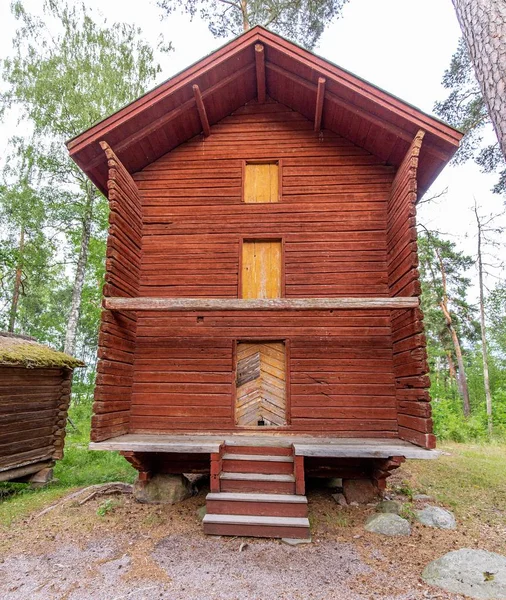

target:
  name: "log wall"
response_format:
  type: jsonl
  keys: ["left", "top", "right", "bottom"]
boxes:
{"left": 128, "top": 100, "right": 400, "bottom": 437}
{"left": 0, "top": 366, "right": 73, "bottom": 479}
{"left": 92, "top": 142, "right": 142, "bottom": 442}
{"left": 387, "top": 130, "right": 434, "bottom": 449}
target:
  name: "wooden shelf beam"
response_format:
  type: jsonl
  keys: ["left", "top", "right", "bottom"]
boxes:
{"left": 193, "top": 84, "right": 211, "bottom": 137}
{"left": 104, "top": 297, "right": 419, "bottom": 311}
{"left": 255, "top": 44, "right": 266, "bottom": 103}
{"left": 314, "top": 77, "right": 326, "bottom": 131}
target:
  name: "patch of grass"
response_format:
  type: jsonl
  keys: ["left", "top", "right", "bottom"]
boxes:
{"left": 323, "top": 511, "right": 349, "bottom": 528}
{"left": 0, "top": 402, "right": 136, "bottom": 527}
{"left": 404, "top": 442, "right": 506, "bottom": 525}
{"left": 97, "top": 498, "right": 118, "bottom": 517}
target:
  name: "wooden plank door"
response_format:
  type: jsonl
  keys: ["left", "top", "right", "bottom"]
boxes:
{"left": 236, "top": 342, "right": 287, "bottom": 427}
{"left": 244, "top": 162, "right": 279, "bottom": 203}
{"left": 241, "top": 240, "right": 281, "bottom": 299}
{"left": 237, "top": 239, "right": 286, "bottom": 427}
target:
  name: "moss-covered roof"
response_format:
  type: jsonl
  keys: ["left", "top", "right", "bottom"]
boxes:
{"left": 0, "top": 333, "right": 85, "bottom": 369}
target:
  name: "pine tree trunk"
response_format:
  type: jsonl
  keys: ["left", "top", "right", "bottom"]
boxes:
{"left": 8, "top": 226, "right": 25, "bottom": 332}
{"left": 451, "top": 0, "right": 506, "bottom": 159}
{"left": 241, "top": 0, "right": 250, "bottom": 31}
{"left": 440, "top": 301, "right": 471, "bottom": 417}
{"left": 475, "top": 207, "right": 493, "bottom": 435}
{"left": 446, "top": 350, "right": 458, "bottom": 382}
{"left": 64, "top": 186, "right": 94, "bottom": 356}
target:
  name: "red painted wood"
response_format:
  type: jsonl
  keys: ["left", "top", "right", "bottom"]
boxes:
{"left": 206, "top": 499, "right": 307, "bottom": 518}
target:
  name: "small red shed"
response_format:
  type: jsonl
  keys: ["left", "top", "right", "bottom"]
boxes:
{"left": 67, "top": 27, "right": 462, "bottom": 539}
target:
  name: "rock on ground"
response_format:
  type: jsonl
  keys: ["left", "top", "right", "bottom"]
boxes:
{"left": 376, "top": 500, "right": 401, "bottom": 515}
{"left": 332, "top": 492, "right": 348, "bottom": 506}
{"left": 133, "top": 474, "right": 193, "bottom": 504}
{"left": 365, "top": 513, "right": 411, "bottom": 537}
{"left": 422, "top": 548, "right": 506, "bottom": 599}
{"left": 343, "top": 479, "right": 379, "bottom": 504}
{"left": 416, "top": 506, "right": 456, "bottom": 530}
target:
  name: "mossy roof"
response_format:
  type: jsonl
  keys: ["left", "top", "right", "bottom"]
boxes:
{"left": 0, "top": 333, "right": 85, "bottom": 369}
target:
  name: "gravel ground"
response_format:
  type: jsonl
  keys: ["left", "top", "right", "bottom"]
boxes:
{"left": 1, "top": 477, "right": 501, "bottom": 600}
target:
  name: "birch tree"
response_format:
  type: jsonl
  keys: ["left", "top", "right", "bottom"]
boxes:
{"left": 451, "top": 0, "right": 506, "bottom": 162}
{"left": 1, "top": 0, "right": 167, "bottom": 356}
{"left": 473, "top": 200, "right": 505, "bottom": 434}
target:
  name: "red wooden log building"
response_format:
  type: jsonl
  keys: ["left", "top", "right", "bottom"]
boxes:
{"left": 67, "top": 27, "right": 462, "bottom": 539}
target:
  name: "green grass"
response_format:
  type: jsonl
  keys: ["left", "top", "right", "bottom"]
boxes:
{"left": 0, "top": 403, "right": 135, "bottom": 526}
{"left": 406, "top": 442, "right": 506, "bottom": 524}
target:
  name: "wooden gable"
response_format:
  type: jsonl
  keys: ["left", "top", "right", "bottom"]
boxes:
{"left": 67, "top": 26, "right": 462, "bottom": 198}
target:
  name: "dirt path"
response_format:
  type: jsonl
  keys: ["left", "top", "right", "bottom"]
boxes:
{"left": 1, "top": 478, "right": 503, "bottom": 600}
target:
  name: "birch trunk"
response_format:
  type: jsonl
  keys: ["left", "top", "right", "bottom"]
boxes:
{"left": 452, "top": 0, "right": 506, "bottom": 159}
{"left": 474, "top": 206, "right": 493, "bottom": 435}
{"left": 64, "top": 184, "right": 94, "bottom": 356}
{"left": 8, "top": 226, "right": 25, "bottom": 332}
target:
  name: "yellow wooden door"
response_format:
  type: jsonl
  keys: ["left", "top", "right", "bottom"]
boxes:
{"left": 242, "top": 240, "right": 281, "bottom": 299}
{"left": 244, "top": 163, "right": 279, "bottom": 203}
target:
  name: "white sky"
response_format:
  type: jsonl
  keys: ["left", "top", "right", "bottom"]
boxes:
{"left": 0, "top": 0, "right": 504, "bottom": 299}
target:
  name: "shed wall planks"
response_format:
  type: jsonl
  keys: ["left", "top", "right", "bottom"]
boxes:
{"left": 123, "top": 99, "right": 400, "bottom": 437}
{"left": 0, "top": 366, "right": 73, "bottom": 474}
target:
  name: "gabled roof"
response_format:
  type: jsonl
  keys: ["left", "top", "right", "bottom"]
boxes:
{"left": 67, "top": 26, "right": 462, "bottom": 197}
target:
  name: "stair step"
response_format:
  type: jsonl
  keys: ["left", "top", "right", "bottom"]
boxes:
{"left": 219, "top": 472, "right": 295, "bottom": 494}
{"left": 206, "top": 492, "right": 306, "bottom": 503}
{"left": 222, "top": 454, "right": 294, "bottom": 462}
{"left": 206, "top": 492, "right": 308, "bottom": 517}
{"left": 203, "top": 514, "right": 311, "bottom": 539}
{"left": 224, "top": 445, "right": 292, "bottom": 456}
{"left": 222, "top": 453, "right": 294, "bottom": 475}
{"left": 220, "top": 472, "right": 295, "bottom": 482}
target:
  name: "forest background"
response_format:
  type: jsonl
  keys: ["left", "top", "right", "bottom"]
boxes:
{"left": 0, "top": 0, "right": 505, "bottom": 443}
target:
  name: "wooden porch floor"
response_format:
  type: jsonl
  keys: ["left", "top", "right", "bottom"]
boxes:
{"left": 89, "top": 434, "right": 439, "bottom": 459}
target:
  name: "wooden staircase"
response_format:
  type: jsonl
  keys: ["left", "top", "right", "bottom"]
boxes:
{"left": 203, "top": 443, "right": 310, "bottom": 539}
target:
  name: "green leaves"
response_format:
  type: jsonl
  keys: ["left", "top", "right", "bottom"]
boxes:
{"left": 434, "top": 37, "right": 506, "bottom": 194}
{"left": 0, "top": 0, "right": 165, "bottom": 384}
{"left": 158, "top": 0, "right": 348, "bottom": 49}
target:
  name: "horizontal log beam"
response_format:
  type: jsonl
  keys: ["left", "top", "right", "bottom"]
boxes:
{"left": 104, "top": 297, "right": 419, "bottom": 311}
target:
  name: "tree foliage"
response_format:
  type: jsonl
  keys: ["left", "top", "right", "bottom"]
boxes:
{"left": 157, "top": 0, "right": 348, "bottom": 49}
{"left": 0, "top": 0, "right": 166, "bottom": 389}
{"left": 435, "top": 38, "right": 506, "bottom": 194}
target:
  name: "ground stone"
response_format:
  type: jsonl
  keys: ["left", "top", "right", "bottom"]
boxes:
{"left": 416, "top": 506, "right": 456, "bottom": 529}
{"left": 365, "top": 513, "right": 411, "bottom": 537}
{"left": 343, "top": 479, "right": 379, "bottom": 504}
{"left": 196, "top": 506, "right": 207, "bottom": 520}
{"left": 281, "top": 537, "right": 312, "bottom": 546}
{"left": 376, "top": 500, "right": 401, "bottom": 515}
{"left": 133, "top": 474, "right": 192, "bottom": 504}
{"left": 332, "top": 492, "right": 348, "bottom": 506}
{"left": 413, "top": 493, "right": 432, "bottom": 501}
{"left": 422, "top": 549, "right": 506, "bottom": 599}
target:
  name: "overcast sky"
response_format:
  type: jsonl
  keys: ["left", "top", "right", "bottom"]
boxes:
{"left": 0, "top": 0, "right": 504, "bottom": 298}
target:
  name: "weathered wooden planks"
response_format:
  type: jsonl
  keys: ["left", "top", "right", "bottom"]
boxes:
{"left": 92, "top": 142, "right": 143, "bottom": 442}
{"left": 0, "top": 366, "right": 73, "bottom": 478}
{"left": 387, "top": 131, "right": 434, "bottom": 449}
{"left": 105, "top": 297, "right": 418, "bottom": 311}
